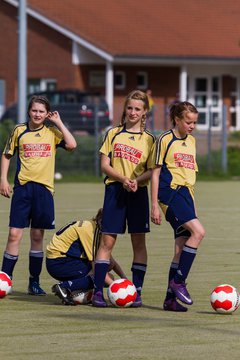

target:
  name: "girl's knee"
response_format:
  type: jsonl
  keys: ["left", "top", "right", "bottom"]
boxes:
{"left": 8, "top": 230, "right": 22, "bottom": 244}
{"left": 198, "top": 226, "right": 205, "bottom": 242}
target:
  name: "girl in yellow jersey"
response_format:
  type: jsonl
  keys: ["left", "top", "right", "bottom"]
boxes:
{"left": 92, "top": 90, "right": 155, "bottom": 307}
{"left": 0, "top": 95, "right": 77, "bottom": 295}
{"left": 47, "top": 209, "right": 126, "bottom": 305}
{"left": 150, "top": 101, "right": 205, "bottom": 312}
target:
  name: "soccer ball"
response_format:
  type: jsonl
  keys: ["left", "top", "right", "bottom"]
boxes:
{"left": 107, "top": 278, "right": 137, "bottom": 307}
{"left": 54, "top": 172, "right": 63, "bottom": 180}
{"left": 210, "top": 284, "right": 240, "bottom": 314}
{"left": 0, "top": 271, "right": 12, "bottom": 298}
{"left": 71, "top": 289, "right": 93, "bottom": 305}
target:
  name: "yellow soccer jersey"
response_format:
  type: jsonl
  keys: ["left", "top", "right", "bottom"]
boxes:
{"left": 150, "top": 130, "right": 198, "bottom": 192}
{"left": 3, "top": 123, "right": 65, "bottom": 193}
{"left": 46, "top": 220, "right": 100, "bottom": 260}
{"left": 100, "top": 125, "right": 155, "bottom": 186}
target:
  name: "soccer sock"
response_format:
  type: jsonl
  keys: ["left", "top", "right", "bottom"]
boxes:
{"left": 131, "top": 262, "right": 147, "bottom": 296}
{"left": 60, "top": 275, "right": 94, "bottom": 292}
{"left": 29, "top": 250, "right": 44, "bottom": 284}
{"left": 174, "top": 245, "right": 197, "bottom": 283}
{"left": 1, "top": 251, "right": 18, "bottom": 279}
{"left": 165, "top": 262, "right": 178, "bottom": 300}
{"left": 93, "top": 260, "right": 110, "bottom": 293}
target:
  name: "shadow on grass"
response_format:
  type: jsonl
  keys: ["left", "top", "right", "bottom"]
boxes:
{"left": 8, "top": 291, "right": 59, "bottom": 305}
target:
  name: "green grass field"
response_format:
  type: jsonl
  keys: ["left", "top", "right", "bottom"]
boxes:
{"left": 0, "top": 181, "right": 240, "bottom": 359}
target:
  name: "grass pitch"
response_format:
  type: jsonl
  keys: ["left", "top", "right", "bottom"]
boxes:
{"left": 0, "top": 181, "right": 240, "bottom": 359}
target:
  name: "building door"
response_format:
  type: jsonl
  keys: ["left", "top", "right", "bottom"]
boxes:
{"left": 189, "top": 76, "right": 222, "bottom": 130}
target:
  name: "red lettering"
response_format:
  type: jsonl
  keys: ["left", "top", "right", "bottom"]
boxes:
{"left": 174, "top": 152, "right": 195, "bottom": 170}
{"left": 23, "top": 144, "right": 52, "bottom": 158}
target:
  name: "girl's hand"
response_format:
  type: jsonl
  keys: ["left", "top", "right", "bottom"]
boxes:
{"left": 128, "top": 179, "right": 138, "bottom": 192}
{"left": 47, "top": 111, "right": 62, "bottom": 125}
{"left": 122, "top": 177, "right": 133, "bottom": 192}
{"left": 0, "top": 180, "right": 12, "bottom": 198}
{"left": 151, "top": 204, "right": 162, "bottom": 225}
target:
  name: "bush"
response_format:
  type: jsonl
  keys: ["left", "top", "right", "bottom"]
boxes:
{"left": 55, "top": 134, "right": 102, "bottom": 179}
{"left": 0, "top": 119, "right": 15, "bottom": 152}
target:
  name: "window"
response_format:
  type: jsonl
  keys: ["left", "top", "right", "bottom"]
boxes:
{"left": 137, "top": 72, "right": 148, "bottom": 89}
{"left": 190, "top": 76, "right": 221, "bottom": 129}
{"left": 89, "top": 71, "right": 105, "bottom": 88}
{"left": 27, "top": 79, "right": 56, "bottom": 95}
{"left": 114, "top": 71, "right": 126, "bottom": 89}
{"left": 195, "top": 78, "right": 207, "bottom": 92}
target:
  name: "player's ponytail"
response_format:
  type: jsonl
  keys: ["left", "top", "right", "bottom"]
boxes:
{"left": 169, "top": 101, "right": 198, "bottom": 126}
{"left": 92, "top": 208, "right": 103, "bottom": 260}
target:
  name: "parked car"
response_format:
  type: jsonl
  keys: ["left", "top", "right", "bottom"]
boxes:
{"left": 0, "top": 89, "right": 111, "bottom": 134}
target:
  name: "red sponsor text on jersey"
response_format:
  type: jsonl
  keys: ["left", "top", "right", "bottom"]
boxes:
{"left": 174, "top": 152, "right": 195, "bottom": 170}
{"left": 23, "top": 143, "right": 51, "bottom": 157}
{"left": 113, "top": 143, "right": 142, "bottom": 164}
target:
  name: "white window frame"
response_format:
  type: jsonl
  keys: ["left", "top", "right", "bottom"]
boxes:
{"left": 188, "top": 75, "right": 222, "bottom": 130}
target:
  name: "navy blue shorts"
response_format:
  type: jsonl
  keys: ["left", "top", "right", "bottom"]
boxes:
{"left": 101, "top": 182, "right": 150, "bottom": 234}
{"left": 46, "top": 257, "right": 92, "bottom": 281}
{"left": 159, "top": 186, "right": 197, "bottom": 239}
{"left": 9, "top": 182, "right": 55, "bottom": 229}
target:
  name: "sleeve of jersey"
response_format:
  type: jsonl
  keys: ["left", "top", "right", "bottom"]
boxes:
{"left": 51, "top": 127, "right": 65, "bottom": 149}
{"left": 99, "top": 128, "right": 114, "bottom": 156}
{"left": 3, "top": 127, "right": 19, "bottom": 156}
{"left": 148, "top": 135, "right": 167, "bottom": 168}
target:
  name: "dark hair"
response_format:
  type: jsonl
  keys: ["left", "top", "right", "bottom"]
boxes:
{"left": 169, "top": 101, "right": 198, "bottom": 126}
{"left": 27, "top": 95, "right": 51, "bottom": 114}
{"left": 92, "top": 208, "right": 103, "bottom": 260}
{"left": 120, "top": 90, "right": 149, "bottom": 133}
{"left": 92, "top": 208, "right": 103, "bottom": 228}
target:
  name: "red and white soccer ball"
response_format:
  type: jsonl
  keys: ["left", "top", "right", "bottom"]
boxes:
{"left": 210, "top": 284, "right": 240, "bottom": 314}
{"left": 107, "top": 278, "right": 137, "bottom": 307}
{"left": 0, "top": 271, "right": 12, "bottom": 298}
{"left": 72, "top": 289, "right": 93, "bottom": 305}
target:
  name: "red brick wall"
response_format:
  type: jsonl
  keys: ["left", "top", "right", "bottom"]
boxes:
{"left": 0, "top": 1, "right": 84, "bottom": 107}
{"left": 0, "top": 2, "right": 18, "bottom": 105}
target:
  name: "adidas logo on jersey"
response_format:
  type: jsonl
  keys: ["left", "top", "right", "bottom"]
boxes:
{"left": 129, "top": 136, "right": 135, "bottom": 141}
{"left": 35, "top": 133, "right": 41, "bottom": 137}
{"left": 181, "top": 142, "right": 187, "bottom": 146}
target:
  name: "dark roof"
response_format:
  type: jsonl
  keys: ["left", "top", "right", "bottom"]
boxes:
{"left": 22, "top": 0, "right": 240, "bottom": 59}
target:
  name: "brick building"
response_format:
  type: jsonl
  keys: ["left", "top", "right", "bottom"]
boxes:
{"left": 1, "top": 0, "right": 240, "bottom": 132}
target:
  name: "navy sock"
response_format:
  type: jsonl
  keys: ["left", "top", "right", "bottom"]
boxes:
{"left": 1, "top": 251, "right": 18, "bottom": 278}
{"left": 165, "top": 262, "right": 178, "bottom": 300}
{"left": 93, "top": 260, "right": 110, "bottom": 293}
{"left": 29, "top": 251, "right": 44, "bottom": 284}
{"left": 174, "top": 245, "right": 197, "bottom": 283}
{"left": 131, "top": 262, "right": 147, "bottom": 295}
{"left": 61, "top": 275, "right": 94, "bottom": 292}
